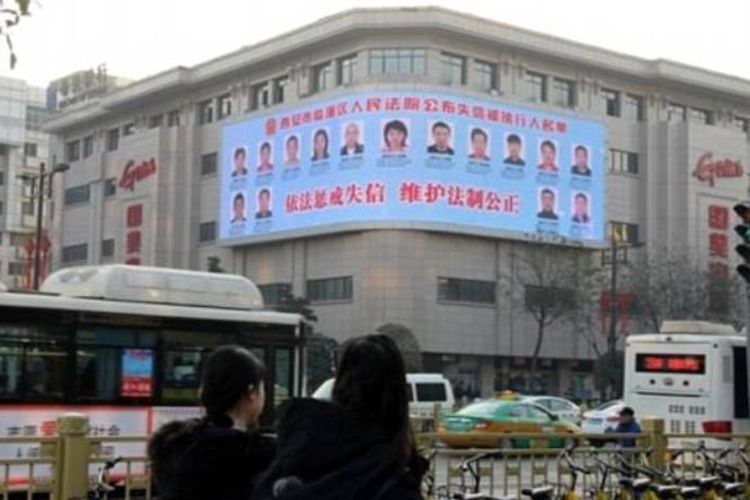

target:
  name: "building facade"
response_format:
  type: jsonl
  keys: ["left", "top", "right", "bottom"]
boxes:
{"left": 0, "top": 76, "right": 49, "bottom": 289}
{"left": 44, "top": 8, "right": 750, "bottom": 399}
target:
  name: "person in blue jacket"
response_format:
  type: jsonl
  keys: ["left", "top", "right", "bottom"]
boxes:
{"left": 612, "top": 406, "right": 641, "bottom": 448}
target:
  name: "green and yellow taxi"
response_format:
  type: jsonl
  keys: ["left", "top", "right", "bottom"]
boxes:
{"left": 437, "top": 399, "right": 581, "bottom": 449}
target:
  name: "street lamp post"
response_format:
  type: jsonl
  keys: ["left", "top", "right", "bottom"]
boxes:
{"left": 24, "top": 161, "right": 69, "bottom": 290}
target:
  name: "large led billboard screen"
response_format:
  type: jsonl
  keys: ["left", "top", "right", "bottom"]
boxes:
{"left": 219, "top": 91, "right": 606, "bottom": 245}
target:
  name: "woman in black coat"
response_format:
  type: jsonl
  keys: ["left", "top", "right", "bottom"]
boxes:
{"left": 148, "top": 346, "right": 274, "bottom": 500}
{"left": 254, "top": 334, "right": 427, "bottom": 500}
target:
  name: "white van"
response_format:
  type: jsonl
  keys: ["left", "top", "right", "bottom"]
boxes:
{"left": 312, "top": 373, "right": 455, "bottom": 418}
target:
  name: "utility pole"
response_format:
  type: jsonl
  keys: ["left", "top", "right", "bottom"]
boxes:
{"left": 608, "top": 240, "right": 619, "bottom": 398}
{"left": 32, "top": 162, "right": 46, "bottom": 291}
{"left": 21, "top": 161, "right": 69, "bottom": 290}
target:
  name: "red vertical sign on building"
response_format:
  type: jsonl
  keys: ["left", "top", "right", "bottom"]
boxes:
{"left": 708, "top": 204, "right": 729, "bottom": 279}
{"left": 125, "top": 204, "right": 143, "bottom": 265}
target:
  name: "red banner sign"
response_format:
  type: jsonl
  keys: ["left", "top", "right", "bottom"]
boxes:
{"left": 119, "top": 158, "right": 157, "bottom": 191}
{"left": 125, "top": 204, "right": 143, "bottom": 266}
{"left": 692, "top": 152, "right": 743, "bottom": 187}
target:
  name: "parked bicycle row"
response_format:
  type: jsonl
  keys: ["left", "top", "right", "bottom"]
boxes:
{"left": 422, "top": 441, "right": 750, "bottom": 500}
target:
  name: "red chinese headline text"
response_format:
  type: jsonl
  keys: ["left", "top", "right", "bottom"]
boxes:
{"left": 285, "top": 181, "right": 519, "bottom": 215}
{"left": 274, "top": 96, "right": 568, "bottom": 135}
{"left": 286, "top": 182, "right": 386, "bottom": 213}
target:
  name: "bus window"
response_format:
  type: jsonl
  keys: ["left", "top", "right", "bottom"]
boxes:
{"left": 733, "top": 347, "right": 749, "bottom": 419}
{"left": 0, "top": 347, "right": 22, "bottom": 397}
{"left": 274, "top": 348, "right": 292, "bottom": 408}
{"left": 162, "top": 349, "right": 204, "bottom": 403}
{"left": 25, "top": 347, "right": 67, "bottom": 400}
{"left": 76, "top": 348, "right": 118, "bottom": 400}
{"left": 163, "top": 329, "right": 238, "bottom": 349}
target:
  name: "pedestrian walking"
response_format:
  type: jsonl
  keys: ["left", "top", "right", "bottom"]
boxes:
{"left": 148, "top": 346, "right": 275, "bottom": 500}
{"left": 254, "top": 334, "right": 426, "bottom": 500}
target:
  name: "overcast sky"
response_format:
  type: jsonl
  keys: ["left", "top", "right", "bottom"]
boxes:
{"left": 2, "top": 0, "right": 749, "bottom": 89}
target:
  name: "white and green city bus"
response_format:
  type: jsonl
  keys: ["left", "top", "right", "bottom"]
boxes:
{"left": 0, "top": 265, "right": 304, "bottom": 468}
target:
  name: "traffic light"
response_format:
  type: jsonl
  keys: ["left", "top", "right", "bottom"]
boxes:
{"left": 734, "top": 201, "right": 750, "bottom": 283}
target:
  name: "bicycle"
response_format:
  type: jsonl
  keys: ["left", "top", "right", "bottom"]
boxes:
{"left": 692, "top": 442, "right": 745, "bottom": 499}
{"left": 88, "top": 456, "right": 122, "bottom": 500}
{"left": 610, "top": 450, "right": 680, "bottom": 500}
{"left": 435, "top": 451, "right": 515, "bottom": 500}
{"left": 520, "top": 444, "right": 589, "bottom": 500}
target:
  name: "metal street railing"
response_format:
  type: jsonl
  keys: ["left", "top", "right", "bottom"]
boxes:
{"left": 4, "top": 413, "right": 750, "bottom": 499}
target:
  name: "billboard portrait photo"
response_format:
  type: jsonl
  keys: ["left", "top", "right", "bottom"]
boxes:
{"left": 219, "top": 91, "right": 606, "bottom": 246}
{"left": 229, "top": 191, "right": 248, "bottom": 225}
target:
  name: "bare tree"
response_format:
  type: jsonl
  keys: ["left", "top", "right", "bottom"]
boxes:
{"left": 624, "top": 252, "right": 745, "bottom": 332}
{"left": 376, "top": 323, "right": 423, "bottom": 372}
{"left": 1, "top": 1, "right": 31, "bottom": 68}
{"left": 510, "top": 245, "right": 599, "bottom": 377}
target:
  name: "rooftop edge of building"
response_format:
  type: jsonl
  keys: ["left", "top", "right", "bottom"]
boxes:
{"left": 43, "top": 6, "right": 750, "bottom": 132}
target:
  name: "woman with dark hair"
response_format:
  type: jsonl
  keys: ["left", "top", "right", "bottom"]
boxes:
{"left": 254, "top": 334, "right": 425, "bottom": 500}
{"left": 148, "top": 346, "right": 274, "bottom": 500}
{"left": 311, "top": 129, "right": 329, "bottom": 161}
{"left": 382, "top": 120, "right": 409, "bottom": 153}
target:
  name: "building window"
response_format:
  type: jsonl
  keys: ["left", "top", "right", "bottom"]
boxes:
{"left": 104, "top": 178, "right": 117, "bottom": 198}
{"left": 200, "top": 152, "right": 218, "bottom": 176}
{"left": 167, "top": 109, "right": 181, "bottom": 127}
{"left": 441, "top": 52, "right": 467, "bottom": 85}
{"left": 0, "top": 170, "right": 4, "bottom": 185}
{"left": 306, "top": 276, "right": 353, "bottom": 302}
{"left": 198, "top": 99, "right": 214, "bottom": 125}
{"left": 437, "top": 277, "right": 496, "bottom": 305}
{"left": 0, "top": 200, "right": 3, "bottom": 215}
{"left": 9, "top": 233, "right": 26, "bottom": 247}
{"left": 64, "top": 184, "right": 91, "bottom": 206}
{"left": 251, "top": 83, "right": 269, "bottom": 110}
{"left": 25, "top": 105, "right": 47, "bottom": 131}
{"left": 258, "top": 283, "right": 292, "bottom": 306}
{"left": 623, "top": 94, "right": 644, "bottom": 121}
{"left": 21, "top": 200, "right": 34, "bottom": 216}
{"left": 337, "top": 54, "right": 357, "bottom": 86}
{"left": 368, "top": 49, "right": 426, "bottom": 75}
{"left": 62, "top": 243, "right": 88, "bottom": 264}
{"left": 610, "top": 149, "right": 639, "bottom": 174}
{"left": 101, "top": 239, "right": 115, "bottom": 258}
{"left": 8, "top": 261, "right": 24, "bottom": 276}
{"left": 148, "top": 114, "right": 163, "bottom": 129}
{"left": 313, "top": 62, "right": 333, "bottom": 93}
{"left": 609, "top": 221, "right": 640, "bottom": 245}
{"left": 23, "top": 142, "right": 37, "bottom": 158}
{"left": 106, "top": 128, "right": 119, "bottom": 151}
{"left": 551, "top": 78, "right": 575, "bottom": 107}
{"left": 217, "top": 94, "right": 232, "bottom": 120}
{"left": 525, "top": 71, "right": 547, "bottom": 102}
{"left": 83, "top": 135, "right": 94, "bottom": 158}
{"left": 689, "top": 107, "right": 713, "bottom": 125}
{"left": 475, "top": 60, "right": 498, "bottom": 91}
{"left": 666, "top": 102, "right": 686, "bottom": 123}
{"left": 734, "top": 116, "right": 750, "bottom": 133}
{"left": 273, "top": 76, "right": 288, "bottom": 104}
{"left": 198, "top": 221, "right": 216, "bottom": 243}
{"left": 122, "top": 123, "right": 135, "bottom": 136}
{"left": 65, "top": 140, "right": 80, "bottom": 162}
{"left": 600, "top": 88, "right": 620, "bottom": 117}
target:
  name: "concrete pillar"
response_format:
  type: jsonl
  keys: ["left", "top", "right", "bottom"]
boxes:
{"left": 55, "top": 413, "right": 90, "bottom": 500}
